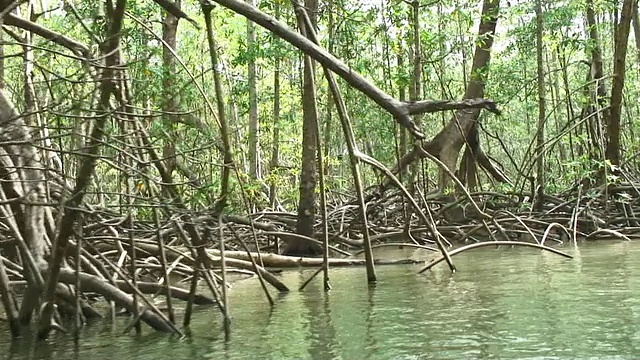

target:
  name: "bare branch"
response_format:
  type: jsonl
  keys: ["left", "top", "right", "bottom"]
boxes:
{"left": 153, "top": 0, "right": 199, "bottom": 28}
{"left": 405, "top": 98, "right": 501, "bottom": 115}
{"left": 210, "top": 0, "right": 426, "bottom": 139}
{"left": 4, "top": 13, "right": 90, "bottom": 56}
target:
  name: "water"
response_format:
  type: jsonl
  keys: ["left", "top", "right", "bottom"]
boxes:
{"left": 3, "top": 242, "right": 640, "bottom": 359}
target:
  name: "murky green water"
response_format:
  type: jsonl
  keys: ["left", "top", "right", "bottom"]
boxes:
{"left": 3, "top": 242, "right": 640, "bottom": 359}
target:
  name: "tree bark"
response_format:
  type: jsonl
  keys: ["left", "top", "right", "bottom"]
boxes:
{"left": 426, "top": 0, "right": 500, "bottom": 190}
{"left": 584, "top": 0, "right": 607, "bottom": 163}
{"left": 162, "top": 0, "right": 180, "bottom": 179}
{"left": 407, "top": 0, "right": 422, "bottom": 192}
{"left": 397, "top": 38, "right": 407, "bottom": 157}
{"left": 0, "top": 95, "right": 48, "bottom": 274}
{"left": 534, "top": 0, "right": 546, "bottom": 211}
{"left": 202, "top": 3, "right": 233, "bottom": 213}
{"left": 0, "top": 89, "right": 46, "bottom": 338}
{"left": 37, "top": 0, "right": 128, "bottom": 340}
{"left": 0, "top": 9, "right": 3, "bottom": 89}
{"left": 410, "top": 0, "right": 422, "bottom": 127}
{"left": 290, "top": 0, "right": 321, "bottom": 256}
{"left": 269, "top": 1, "right": 281, "bottom": 209}
{"left": 605, "top": 0, "right": 634, "bottom": 166}
{"left": 247, "top": 0, "right": 260, "bottom": 181}
{"left": 210, "top": 0, "right": 425, "bottom": 139}
{"left": 56, "top": 269, "right": 174, "bottom": 332}
{"left": 632, "top": 1, "right": 640, "bottom": 63}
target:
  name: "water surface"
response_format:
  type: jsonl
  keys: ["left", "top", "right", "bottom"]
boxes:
{"left": 3, "top": 242, "right": 640, "bottom": 359}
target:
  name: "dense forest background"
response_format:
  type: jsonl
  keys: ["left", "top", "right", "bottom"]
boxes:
{"left": 0, "top": 0, "right": 637, "bottom": 340}
{"left": 4, "top": 0, "right": 636, "bottom": 210}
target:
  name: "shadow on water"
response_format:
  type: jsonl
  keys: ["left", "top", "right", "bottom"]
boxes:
{"left": 2, "top": 242, "right": 640, "bottom": 359}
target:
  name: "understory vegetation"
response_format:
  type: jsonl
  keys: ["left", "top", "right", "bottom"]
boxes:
{"left": 0, "top": 0, "right": 638, "bottom": 340}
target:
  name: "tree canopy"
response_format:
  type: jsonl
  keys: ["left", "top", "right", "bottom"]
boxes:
{"left": 0, "top": 0, "right": 637, "bottom": 340}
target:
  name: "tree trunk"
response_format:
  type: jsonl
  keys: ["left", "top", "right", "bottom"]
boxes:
{"left": 378, "top": 0, "right": 504, "bottom": 193}
{"left": 409, "top": 0, "right": 422, "bottom": 127}
{"left": 202, "top": 3, "right": 233, "bottom": 213}
{"left": 407, "top": 0, "right": 422, "bottom": 191}
{"left": 247, "top": 0, "right": 260, "bottom": 181}
{"left": 38, "top": 0, "right": 127, "bottom": 339}
{"left": 534, "top": 0, "right": 546, "bottom": 211}
{"left": 584, "top": 0, "right": 607, "bottom": 163}
{"left": 0, "top": 11, "right": 3, "bottom": 89}
{"left": 426, "top": 0, "right": 500, "bottom": 191}
{"left": 323, "top": 0, "right": 335, "bottom": 177}
{"left": 290, "top": 0, "right": 321, "bottom": 256}
{"left": 162, "top": 0, "right": 180, "bottom": 181}
{"left": 18, "top": 2, "right": 48, "bottom": 269}
{"left": 605, "top": 0, "right": 634, "bottom": 166}
{"left": 632, "top": 1, "right": 640, "bottom": 62}
{"left": 397, "top": 39, "right": 407, "bottom": 157}
{"left": 0, "top": 89, "right": 49, "bottom": 328}
{"left": 269, "top": 2, "right": 281, "bottom": 210}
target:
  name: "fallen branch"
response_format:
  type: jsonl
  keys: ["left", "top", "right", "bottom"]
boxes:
{"left": 57, "top": 269, "right": 175, "bottom": 332}
{"left": 417, "top": 241, "right": 573, "bottom": 274}
{"left": 585, "top": 228, "right": 631, "bottom": 241}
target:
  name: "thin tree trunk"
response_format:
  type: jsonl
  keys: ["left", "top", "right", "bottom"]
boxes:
{"left": 584, "top": 0, "right": 607, "bottom": 163}
{"left": 5, "top": 2, "right": 49, "bottom": 329}
{"left": 323, "top": 0, "right": 334, "bottom": 177}
{"left": 21, "top": 1, "right": 48, "bottom": 265}
{"left": 269, "top": 2, "right": 281, "bottom": 210}
{"left": 292, "top": 3, "right": 379, "bottom": 281}
{"left": 0, "top": 90, "right": 45, "bottom": 338}
{"left": 0, "top": 10, "right": 3, "bottom": 89}
{"left": 557, "top": 39, "right": 577, "bottom": 163}
{"left": 534, "top": 0, "right": 546, "bottom": 211}
{"left": 397, "top": 35, "right": 407, "bottom": 157}
{"left": 427, "top": 0, "right": 501, "bottom": 190}
{"left": 38, "top": 0, "right": 128, "bottom": 340}
{"left": 290, "top": 0, "right": 320, "bottom": 255}
{"left": 632, "top": 1, "right": 640, "bottom": 62}
{"left": 202, "top": 3, "right": 233, "bottom": 213}
{"left": 408, "top": 0, "right": 422, "bottom": 192}
{"left": 410, "top": 0, "right": 422, "bottom": 127}
{"left": 548, "top": 50, "right": 566, "bottom": 163}
{"left": 162, "top": 0, "right": 180, "bottom": 181}
{"left": 247, "top": 0, "right": 260, "bottom": 181}
{"left": 606, "top": 0, "right": 635, "bottom": 166}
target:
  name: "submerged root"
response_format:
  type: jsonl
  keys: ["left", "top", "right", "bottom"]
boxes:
{"left": 56, "top": 269, "right": 175, "bottom": 333}
{"left": 0, "top": 175, "right": 636, "bottom": 338}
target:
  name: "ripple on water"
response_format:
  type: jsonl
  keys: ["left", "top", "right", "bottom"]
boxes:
{"left": 2, "top": 243, "right": 640, "bottom": 359}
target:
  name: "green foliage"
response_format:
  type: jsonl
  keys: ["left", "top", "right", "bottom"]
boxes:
{"left": 6, "top": 0, "right": 640, "bottom": 216}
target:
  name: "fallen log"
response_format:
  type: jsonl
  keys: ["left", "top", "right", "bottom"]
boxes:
{"left": 127, "top": 242, "right": 290, "bottom": 292}
{"left": 57, "top": 268, "right": 175, "bottom": 332}
{"left": 212, "top": 252, "right": 422, "bottom": 268}
{"left": 417, "top": 241, "right": 573, "bottom": 274}
{"left": 99, "top": 240, "right": 423, "bottom": 270}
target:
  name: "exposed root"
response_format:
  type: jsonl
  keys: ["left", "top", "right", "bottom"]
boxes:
{"left": 417, "top": 241, "right": 573, "bottom": 274}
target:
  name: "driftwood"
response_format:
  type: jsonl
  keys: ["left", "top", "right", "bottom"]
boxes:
{"left": 57, "top": 269, "right": 174, "bottom": 332}
{"left": 0, "top": 0, "right": 636, "bottom": 340}
{"left": 0, "top": 171, "right": 630, "bottom": 338}
{"left": 417, "top": 241, "right": 573, "bottom": 274}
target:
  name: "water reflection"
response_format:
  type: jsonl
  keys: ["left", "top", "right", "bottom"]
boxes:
{"left": 1, "top": 242, "right": 640, "bottom": 359}
{"left": 302, "top": 280, "right": 339, "bottom": 359}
